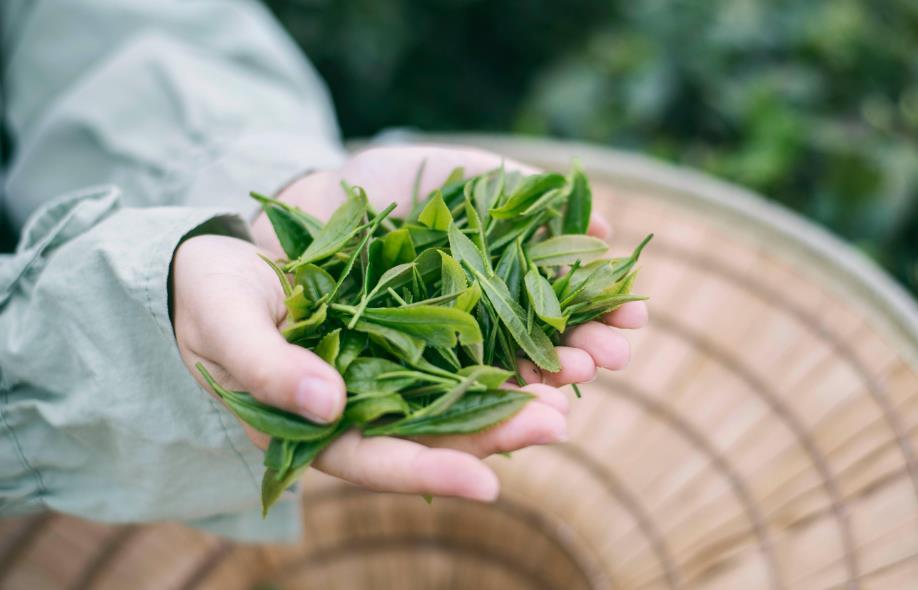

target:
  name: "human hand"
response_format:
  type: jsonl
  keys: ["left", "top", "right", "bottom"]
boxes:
{"left": 245, "top": 144, "right": 648, "bottom": 499}
{"left": 172, "top": 233, "right": 575, "bottom": 501}
{"left": 256, "top": 145, "right": 649, "bottom": 386}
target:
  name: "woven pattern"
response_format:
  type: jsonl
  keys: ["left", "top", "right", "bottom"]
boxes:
{"left": 1, "top": 138, "right": 916, "bottom": 590}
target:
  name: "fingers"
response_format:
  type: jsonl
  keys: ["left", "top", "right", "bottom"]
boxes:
{"left": 314, "top": 430, "right": 500, "bottom": 501}
{"left": 603, "top": 301, "right": 649, "bottom": 329}
{"left": 521, "top": 383, "right": 571, "bottom": 414}
{"left": 343, "top": 145, "right": 538, "bottom": 211}
{"left": 418, "top": 384, "right": 568, "bottom": 458}
{"left": 587, "top": 213, "right": 611, "bottom": 240}
{"left": 518, "top": 346, "right": 596, "bottom": 387}
{"left": 518, "top": 360, "right": 542, "bottom": 385}
{"left": 408, "top": 145, "right": 539, "bottom": 196}
{"left": 563, "top": 321, "right": 631, "bottom": 370}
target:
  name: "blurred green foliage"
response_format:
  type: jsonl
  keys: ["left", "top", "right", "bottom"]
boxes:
{"left": 266, "top": 0, "right": 918, "bottom": 294}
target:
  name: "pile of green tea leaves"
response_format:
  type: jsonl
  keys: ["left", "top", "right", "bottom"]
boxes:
{"left": 197, "top": 163, "right": 651, "bottom": 515}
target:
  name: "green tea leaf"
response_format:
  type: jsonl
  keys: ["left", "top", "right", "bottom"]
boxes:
{"left": 314, "top": 329, "right": 341, "bottom": 365}
{"left": 263, "top": 437, "right": 294, "bottom": 473}
{"left": 402, "top": 223, "right": 446, "bottom": 250}
{"left": 488, "top": 172, "right": 565, "bottom": 219}
{"left": 418, "top": 191, "right": 453, "bottom": 230}
{"left": 348, "top": 261, "right": 417, "bottom": 328}
{"left": 260, "top": 468, "right": 296, "bottom": 517}
{"left": 494, "top": 241, "right": 523, "bottom": 301}
{"left": 251, "top": 192, "right": 317, "bottom": 259}
{"left": 196, "top": 363, "right": 338, "bottom": 441}
{"left": 448, "top": 222, "right": 488, "bottom": 275}
{"left": 455, "top": 282, "right": 481, "bottom": 313}
{"left": 345, "top": 393, "right": 410, "bottom": 424}
{"left": 443, "top": 166, "right": 465, "bottom": 187}
{"left": 524, "top": 268, "right": 566, "bottom": 332}
{"left": 335, "top": 330, "right": 365, "bottom": 374}
{"left": 561, "top": 234, "right": 652, "bottom": 305}
{"left": 364, "top": 390, "right": 532, "bottom": 436}
{"left": 409, "top": 369, "right": 482, "bottom": 418}
{"left": 353, "top": 320, "right": 426, "bottom": 364}
{"left": 430, "top": 346, "right": 462, "bottom": 372}
{"left": 410, "top": 159, "right": 427, "bottom": 213}
{"left": 260, "top": 204, "right": 311, "bottom": 259}
{"left": 562, "top": 163, "right": 591, "bottom": 234}
{"left": 463, "top": 189, "right": 488, "bottom": 257}
{"left": 472, "top": 168, "right": 504, "bottom": 222}
{"left": 470, "top": 267, "right": 560, "bottom": 371}
{"left": 262, "top": 425, "right": 346, "bottom": 516}
{"left": 440, "top": 252, "right": 468, "bottom": 302}
{"left": 501, "top": 170, "right": 526, "bottom": 199}
{"left": 519, "top": 186, "right": 568, "bottom": 217}
{"left": 284, "top": 285, "right": 311, "bottom": 321}
{"left": 251, "top": 192, "right": 323, "bottom": 235}
{"left": 380, "top": 228, "right": 417, "bottom": 268}
{"left": 331, "top": 203, "right": 397, "bottom": 300}
{"left": 358, "top": 305, "right": 482, "bottom": 348}
{"left": 615, "top": 269, "right": 638, "bottom": 295}
{"left": 219, "top": 389, "right": 339, "bottom": 441}
{"left": 368, "top": 262, "right": 416, "bottom": 303}
{"left": 527, "top": 235, "right": 608, "bottom": 267}
{"left": 457, "top": 365, "right": 513, "bottom": 389}
{"left": 567, "top": 293, "right": 648, "bottom": 323}
{"left": 282, "top": 303, "right": 327, "bottom": 342}
{"left": 551, "top": 259, "right": 582, "bottom": 297}
{"left": 412, "top": 248, "right": 445, "bottom": 286}
{"left": 290, "top": 186, "right": 368, "bottom": 267}
{"left": 344, "top": 357, "right": 418, "bottom": 395}
{"left": 488, "top": 211, "right": 551, "bottom": 252}
{"left": 258, "top": 254, "right": 293, "bottom": 297}
{"left": 294, "top": 264, "right": 336, "bottom": 302}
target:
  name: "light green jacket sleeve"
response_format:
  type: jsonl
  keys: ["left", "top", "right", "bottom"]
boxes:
{"left": 0, "top": 0, "right": 345, "bottom": 541}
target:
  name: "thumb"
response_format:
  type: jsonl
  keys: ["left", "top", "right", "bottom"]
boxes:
{"left": 176, "top": 239, "right": 346, "bottom": 423}
{"left": 215, "top": 319, "right": 347, "bottom": 424}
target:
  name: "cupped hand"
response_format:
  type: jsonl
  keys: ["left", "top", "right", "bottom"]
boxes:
{"left": 256, "top": 144, "right": 649, "bottom": 386}
{"left": 247, "top": 145, "right": 648, "bottom": 499}
{"left": 172, "top": 233, "right": 573, "bottom": 502}
{"left": 185, "top": 144, "right": 648, "bottom": 502}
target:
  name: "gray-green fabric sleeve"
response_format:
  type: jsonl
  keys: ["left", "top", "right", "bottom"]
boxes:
{"left": 3, "top": 0, "right": 345, "bottom": 226}
{"left": 0, "top": 188, "right": 301, "bottom": 541}
{"left": 0, "top": 0, "right": 348, "bottom": 541}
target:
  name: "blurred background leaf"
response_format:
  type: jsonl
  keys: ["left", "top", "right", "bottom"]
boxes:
{"left": 265, "top": 0, "right": 918, "bottom": 295}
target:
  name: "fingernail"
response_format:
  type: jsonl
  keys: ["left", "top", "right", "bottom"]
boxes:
{"left": 296, "top": 376, "right": 338, "bottom": 423}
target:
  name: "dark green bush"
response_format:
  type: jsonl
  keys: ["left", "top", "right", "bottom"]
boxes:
{"left": 266, "top": 0, "right": 918, "bottom": 295}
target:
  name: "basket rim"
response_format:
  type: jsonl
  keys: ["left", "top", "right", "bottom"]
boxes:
{"left": 356, "top": 132, "right": 918, "bottom": 369}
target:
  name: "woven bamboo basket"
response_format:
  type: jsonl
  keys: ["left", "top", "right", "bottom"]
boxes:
{"left": 3, "top": 135, "right": 917, "bottom": 590}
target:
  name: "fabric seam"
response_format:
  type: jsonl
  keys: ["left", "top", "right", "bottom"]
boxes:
{"left": 140, "top": 212, "right": 262, "bottom": 497}
{"left": 207, "top": 395, "right": 262, "bottom": 497}
{"left": 0, "top": 387, "right": 49, "bottom": 510}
